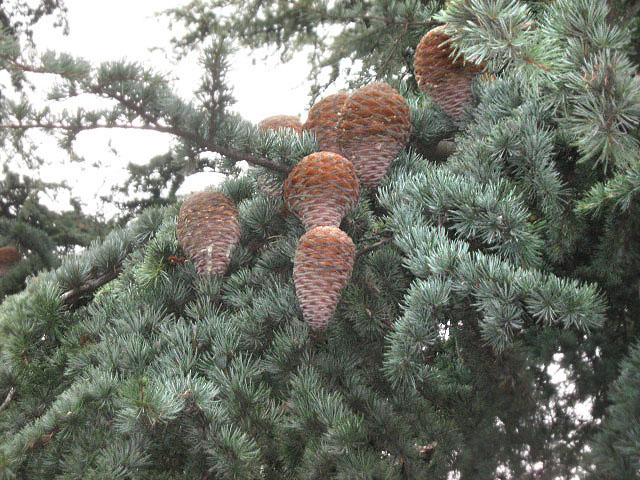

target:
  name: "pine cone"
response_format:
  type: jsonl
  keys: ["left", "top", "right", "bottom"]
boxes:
{"left": 337, "top": 82, "right": 410, "bottom": 189}
{"left": 304, "top": 91, "right": 349, "bottom": 153}
{"left": 284, "top": 151, "right": 360, "bottom": 230}
{"left": 176, "top": 191, "right": 241, "bottom": 276}
{"left": 0, "top": 246, "right": 20, "bottom": 276}
{"left": 414, "top": 24, "right": 483, "bottom": 118}
{"left": 259, "top": 115, "right": 303, "bottom": 134}
{"left": 293, "top": 226, "right": 355, "bottom": 330}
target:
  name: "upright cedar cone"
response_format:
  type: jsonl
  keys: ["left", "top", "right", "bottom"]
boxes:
{"left": 336, "top": 82, "right": 410, "bottom": 189}
{"left": 258, "top": 115, "right": 303, "bottom": 134}
{"left": 304, "top": 91, "right": 349, "bottom": 153}
{"left": 0, "top": 246, "right": 21, "bottom": 276}
{"left": 283, "top": 151, "right": 360, "bottom": 230}
{"left": 176, "top": 191, "right": 241, "bottom": 276}
{"left": 293, "top": 226, "right": 355, "bottom": 330}
{"left": 414, "top": 24, "right": 484, "bottom": 118}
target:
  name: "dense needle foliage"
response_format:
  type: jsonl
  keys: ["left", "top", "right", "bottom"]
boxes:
{"left": 0, "top": 0, "right": 109, "bottom": 300}
{"left": 0, "top": 1, "right": 639, "bottom": 479}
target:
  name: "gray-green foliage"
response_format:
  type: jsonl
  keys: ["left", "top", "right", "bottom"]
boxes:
{"left": 1, "top": 0, "right": 640, "bottom": 479}
{"left": 0, "top": 2, "right": 110, "bottom": 301}
{"left": 0, "top": 150, "right": 608, "bottom": 479}
{"left": 590, "top": 341, "right": 640, "bottom": 479}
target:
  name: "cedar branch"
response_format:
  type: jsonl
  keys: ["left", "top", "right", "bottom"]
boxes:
{"left": 0, "top": 387, "right": 16, "bottom": 413}
{"left": 61, "top": 268, "right": 122, "bottom": 307}
{"left": 0, "top": 122, "right": 292, "bottom": 174}
{"left": 355, "top": 236, "right": 393, "bottom": 259}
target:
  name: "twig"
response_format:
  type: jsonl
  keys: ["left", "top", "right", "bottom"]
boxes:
{"left": 607, "top": 0, "right": 640, "bottom": 27}
{"left": 60, "top": 268, "right": 122, "bottom": 307}
{"left": 0, "top": 387, "right": 16, "bottom": 413}
{"left": 295, "top": 3, "right": 439, "bottom": 29}
{"left": 27, "top": 425, "right": 61, "bottom": 451}
{"left": 355, "top": 237, "right": 393, "bottom": 259}
{"left": 92, "top": 87, "right": 293, "bottom": 175}
{"left": 0, "top": 122, "right": 292, "bottom": 175}
{"left": 0, "top": 55, "right": 88, "bottom": 80}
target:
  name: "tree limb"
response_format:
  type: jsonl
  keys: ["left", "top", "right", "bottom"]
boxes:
{"left": 0, "top": 387, "right": 16, "bottom": 413}
{"left": 91, "top": 86, "right": 294, "bottom": 175}
{"left": 355, "top": 236, "right": 393, "bottom": 259}
{"left": 60, "top": 268, "right": 122, "bottom": 307}
{"left": 0, "top": 122, "right": 293, "bottom": 175}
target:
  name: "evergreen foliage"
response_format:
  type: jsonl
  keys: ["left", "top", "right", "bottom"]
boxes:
{"left": 590, "top": 340, "right": 640, "bottom": 478}
{"left": 0, "top": 2, "right": 109, "bottom": 300}
{"left": 0, "top": 0, "right": 639, "bottom": 479}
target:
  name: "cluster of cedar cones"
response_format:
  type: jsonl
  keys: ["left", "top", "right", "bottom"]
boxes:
{"left": 175, "top": 24, "right": 482, "bottom": 332}
{"left": 282, "top": 81, "right": 411, "bottom": 331}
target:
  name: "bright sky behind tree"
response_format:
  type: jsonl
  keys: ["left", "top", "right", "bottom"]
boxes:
{"left": 29, "top": 0, "right": 310, "bottom": 216}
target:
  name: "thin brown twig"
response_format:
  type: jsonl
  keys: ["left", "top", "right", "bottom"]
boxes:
{"left": 295, "top": 3, "right": 439, "bottom": 29}
{"left": 92, "top": 86, "right": 294, "bottom": 175}
{"left": 0, "top": 121, "right": 293, "bottom": 175}
{"left": 355, "top": 236, "right": 393, "bottom": 259}
{"left": 377, "top": 20, "right": 410, "bottom": 80}
{"left": 0, "top": 387, "right": 16, "bottom": 413}
{"left": 0, "top": 55, "right": 88, "bottom": 80}
{"left": 60, "top": 268, "right": 122, "bottom": 307}
{"left": 607, "top": 0, "right": 640, "bottom": 27}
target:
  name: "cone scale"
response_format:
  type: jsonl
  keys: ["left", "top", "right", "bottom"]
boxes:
{"left": 293, "top": 226, "right": 355, "bottom": 330}
{"left": 284, "top": 151, "right": 360, "bottom": 230}
{"left": 304, "top": 91, "right": 349, "bottom": 153}
{"left": 176, "top": 191, "right": 241, "bottom": 276}
{"left": 337, "top": 82, "right": 410, "bottom": 189}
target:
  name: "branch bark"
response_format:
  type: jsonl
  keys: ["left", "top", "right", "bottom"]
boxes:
{"left": 0, "top": 387, "right": 16, "bottom": 413}
{"left": 60, "top": 268, "right": 122, "bottom": 307}
{"left": 355, "top": 236, "right": 393, "bottom": 259}
{"left": 0, "top": 122, "right": 293, "bottom": 175}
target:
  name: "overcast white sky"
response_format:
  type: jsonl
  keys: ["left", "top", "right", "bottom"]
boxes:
{"left": 29, "top": 0, "right": 311, "bottom": 217}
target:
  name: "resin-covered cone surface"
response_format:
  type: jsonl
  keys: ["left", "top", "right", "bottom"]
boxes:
{"left": 337, "top": 82, "right": 410, "bottom": 189}
{"left": 284, "top": 151, "right": 360, "bottom": 230}
{"left": 176, "top": 191, "right": 241, "bottom": 276}
{"left": 259, "top": 115, "right": 303, "bottom": 134}
{"left": 414, "top": 24, "right": 483, "bottom": 118}
{"left": 304, "top": 91, "right": 349, "bottom": 153}
{"left": 293, "top": 226, "right": 355, "bottom": 330}
{"left": 0, "top": 246, "right": 21, "bottom": 276}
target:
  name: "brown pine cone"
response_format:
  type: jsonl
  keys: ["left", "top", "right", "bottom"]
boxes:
{"left": 259, "top": 115, "right": 303, "bottom": 134}
{"left": 304, "top": 91, "right": 349, "bottom": 153}
{"left": 414, "top": 24, "right": 484, "bottom": 118}
{"left": 284, "top": 151, "right": 360, "bottom": 230}
{"left": 176, "top": 191, "right": 241, "bottom": 276}
{"left": 337, "top": 82, "right": 411, "bottom": 189}
{"left": 293, "top": 226, "right": 355, "bottom": 330}
{"left": 0, "top": 246, "right": 21, "bottom": 276}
